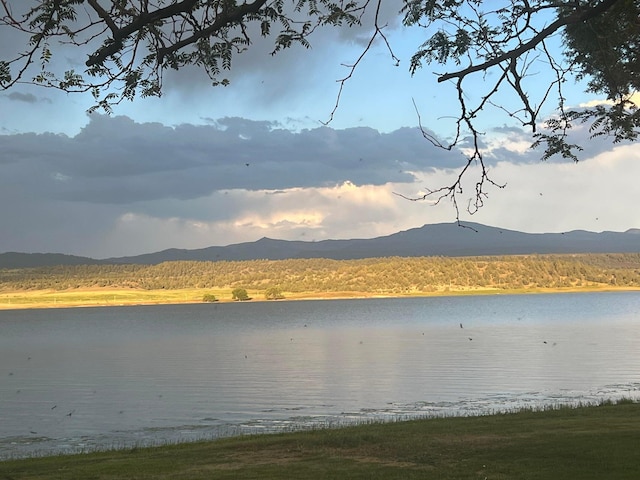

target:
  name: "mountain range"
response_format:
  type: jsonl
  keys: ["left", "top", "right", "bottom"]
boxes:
{"left": 2, "top": 222, "right": 640, "bottom": 268}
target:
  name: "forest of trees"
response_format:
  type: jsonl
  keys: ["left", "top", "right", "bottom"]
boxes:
{"left": 1, "top": 254, "right": 639, "bottom": 295}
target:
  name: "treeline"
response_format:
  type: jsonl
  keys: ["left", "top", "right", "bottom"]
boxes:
{"left": 1, "top": 254, "right": 640, "bottom": 293}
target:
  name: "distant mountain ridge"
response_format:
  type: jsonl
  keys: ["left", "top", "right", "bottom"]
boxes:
{"left": 2, "top": 222, "right": 640, "bottom": 268}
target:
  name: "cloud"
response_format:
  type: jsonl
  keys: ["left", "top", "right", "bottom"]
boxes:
{"left": 81, "top": 180, "right": 453, "bottom": 258}
{"left": 579, "top": 92, "right": 640, "bottom": 108}
{"left": 0, "top": 114, "right": 462, "bottom": 207}
{"left": 1, "top": 1, "right": 403, "bottom": 135}
{"left": 0, "top": 3, "right": 442, "bottom": 137}
{"left": 1, "top": 111, "right": 638, "bottom": 258}
{"left": 4, "top": 92, "right": 39, "bottom": 103}
{"left": 66, "top": 141, "right": 640, "bottom": 258}
{"left": 474, "top": 143, "right": 640, "bottom": 233}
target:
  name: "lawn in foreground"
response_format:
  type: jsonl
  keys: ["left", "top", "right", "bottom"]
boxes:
{"left": 1, "top": 402, "right": 639, "bottom": 479}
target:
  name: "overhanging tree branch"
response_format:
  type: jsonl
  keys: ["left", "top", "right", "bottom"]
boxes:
{"left": 85, "top": 0, "right": 200, "bottom": 67}
{"left": 155, "top": 0, "right": 270, "bottom": 64}
{"left": 1, "top": 0, "right": 638, "bottom": 222}
{"left": 437, "top": 0, "right": 621, "bottom": 84}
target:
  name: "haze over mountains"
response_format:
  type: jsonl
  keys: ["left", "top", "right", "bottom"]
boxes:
{"left": 2, "top": 222, "right": 640, "bottom": 268}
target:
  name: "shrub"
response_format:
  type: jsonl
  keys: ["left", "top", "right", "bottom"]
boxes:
{"left": 231, "top": 288, "right": 249, "bottom": 301}
{"left": 265, "top": 287, "right": 285, "bottom": 300}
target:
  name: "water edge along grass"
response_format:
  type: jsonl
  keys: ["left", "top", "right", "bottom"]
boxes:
{"left": 1, "top": 400, "right": 639, "bottom": 479}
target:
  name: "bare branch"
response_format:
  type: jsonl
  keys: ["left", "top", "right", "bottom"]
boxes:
{"left": 437, "top": 0, "right": 621, "bottom": 83}
{"left": 323, "top": 0, "right": 399, "bottom": 125}
{"left": 85, "top": 0, "right": 119, "bottom": 36}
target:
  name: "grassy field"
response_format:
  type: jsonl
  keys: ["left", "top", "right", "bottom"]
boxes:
{"left": 0, "top": 288, "right": 390, "bottom": 310}
{"left": 1, "top": 285, "right": 638, "bottom": 310}
{"left": 1, "top": 401, "right": 639, "bottom": 479}
{"left": 0, "top": 288, "right": 225, "bottom": 309}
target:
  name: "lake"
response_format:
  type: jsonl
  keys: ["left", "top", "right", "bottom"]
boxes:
{"left": 1, "top": 292, "right": 639, "bottom": 459}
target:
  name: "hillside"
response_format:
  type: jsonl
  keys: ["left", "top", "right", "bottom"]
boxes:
{"left": 2, "top": 254, "right": 640, "bottom": 294}
{"left": 1, "top": 222, "right": 640, "bottom": 268}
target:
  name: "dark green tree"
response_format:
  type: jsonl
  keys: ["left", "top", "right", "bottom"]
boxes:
{"left": 550, "top": 0, "right": 640, "bottom": 156}
{"left": 231, "top": 287, "right": 249, "bottom": 301}
{"left": 202, "top": 293, "right": 218, "bottom": 302}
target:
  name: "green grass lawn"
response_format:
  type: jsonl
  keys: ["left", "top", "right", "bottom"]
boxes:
{"left": 2, "top": 401, "right": 639, "bottom": 479}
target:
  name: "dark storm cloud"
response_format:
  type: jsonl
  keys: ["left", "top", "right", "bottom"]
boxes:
{"left": 0, "top": 114, "right": 459, "bottom": 205}
{"left": 5, "top": 92, "right": 38, "bottom": 103}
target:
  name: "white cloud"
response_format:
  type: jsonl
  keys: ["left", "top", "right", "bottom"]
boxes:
{"left": 466, "top": 143, "right": 640, "bottom": 233}
{"left": 579, "top": 92, "right": 640, "bottom": 108}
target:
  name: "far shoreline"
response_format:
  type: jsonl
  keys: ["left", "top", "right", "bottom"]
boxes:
{"left": 1, "top": 285, "right": 639, "bottom": 312}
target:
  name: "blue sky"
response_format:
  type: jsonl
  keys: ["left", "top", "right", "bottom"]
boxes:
{"left": 1, "top": 3, "right": 639, "bottom": 258}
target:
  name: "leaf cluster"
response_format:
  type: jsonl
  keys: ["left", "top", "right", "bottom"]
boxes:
{"left": 0, "top": 0, "right": 362, "bottom": 110}
{"left": 404, "top": 0, "right": 639, "bottom": 158}
{"left": 530, "top": 0, "right": 640, "bottom": 161}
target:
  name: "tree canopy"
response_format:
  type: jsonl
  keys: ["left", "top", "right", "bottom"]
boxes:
{"left": 2, "top": 255, "right": 640, "bottom": 293}
{"left": 400, "top": 0, "right": 639, "bottom": 213}
{"left": 1, "top": 0, "right": 638, "bottom": 213}
{"left": 231, "top": 286, "right": 249, "bottom": 300}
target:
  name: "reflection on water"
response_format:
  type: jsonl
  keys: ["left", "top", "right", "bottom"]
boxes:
{"left": 1, "top": 292, "right": 639, "bottom": 459}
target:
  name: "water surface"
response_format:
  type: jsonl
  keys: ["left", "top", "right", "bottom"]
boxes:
{"left": 1, "top": 292, "right": 639, "bottom": 458}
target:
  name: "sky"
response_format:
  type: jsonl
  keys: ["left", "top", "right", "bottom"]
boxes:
{"left": 1, "top": 2, "right": 639, "bottom": 259}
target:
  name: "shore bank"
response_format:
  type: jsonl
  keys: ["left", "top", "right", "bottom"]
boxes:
{"left": 1, "top": 285, "right": 639, "bottom": 311}
{"left": 1, "top": 401, "right": 638, "bottom": 478}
